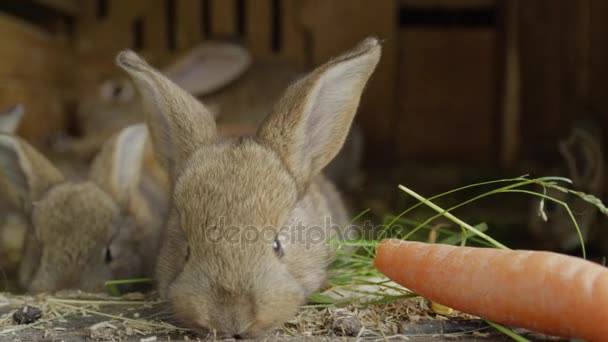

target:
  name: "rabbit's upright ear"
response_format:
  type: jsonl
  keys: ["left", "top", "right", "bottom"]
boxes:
{"left": 116, "top": 51, "right": 217, "bottom": 178}
{"left": 257, "top": 37, "right": 381, "bottom": 192}
{"left": 559, "top": 125, "right": 604, "bottom": 191}
{"left": 164, "top": 41, "right": 251, "bottom": 97}
{"left": 90, "top": 124, "right": 148, "bottom": 204}
{"left": 0, "top": 135, "right": 64, "bottom": 211}
{"left": 0, "top": 104, "right": 24, "bottom": 134}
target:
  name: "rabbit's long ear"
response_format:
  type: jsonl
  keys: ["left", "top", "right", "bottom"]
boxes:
{"left": 257, "top": 37, "right": 381, "bottom": 192}
{"left": 0, "top": 104, "right": 24, "bottom": 134}
{"left": 164, "top": 41, "right": 251, "bottom": 97}
{"left": 559, "top": 126, "right": 604, "bottom": 191}
{"left": 90, "top": 124, "right": 148, "bottom": 205}
{"left": 0, "top": 135, "right": 64, "bottom": 211}
{"left": 116, "top": 51, "right": 217, "bottom": 177}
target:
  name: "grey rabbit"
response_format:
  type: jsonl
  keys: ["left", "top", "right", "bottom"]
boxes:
{"left": 116, "top": 37, "right": 381, "bottom": 337}
{"left": 0, "top": 104, "right": 28, "bottom": 276}
{"left": 0, "top": 123, "right": 167, "bottom": 293}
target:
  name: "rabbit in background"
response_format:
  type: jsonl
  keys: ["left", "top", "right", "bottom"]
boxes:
{"left": 0, "top": 123, "right": 167, "bottom": 293}
{"left": 57, "top": 41, "right": 252, "bottom": 160}
{"left": 58, "top": 40, "right": 365, "bottom": 192}
{"left": 0, "top": 105, "right": 29, "bottom": 276}
{"left": 116, "top": 37, "right": 381, "bottom": 338}
{"left": 528, "top": 119, "right": 608, "bottom": 255}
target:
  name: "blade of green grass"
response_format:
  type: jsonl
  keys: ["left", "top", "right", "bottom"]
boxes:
{"left": 485, "top": 320, "right": 530, "bottom": 342}
{"left": 398, "top": 185, "right": 509, "bottom": 249}
{"left": 104, "top": 278, "right": 152, "bottom": 296}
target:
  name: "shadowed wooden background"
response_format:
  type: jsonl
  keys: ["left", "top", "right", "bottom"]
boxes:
{"left": 0, "top": 0, "right": 606, "bottom": 167}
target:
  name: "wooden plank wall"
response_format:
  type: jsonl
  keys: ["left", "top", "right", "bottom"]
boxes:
{"left": 7, "top": 0, "right": 608, "bottom": 165}
{"left": 75, "top": 0, "right": 311, "bottom": 70}
{"left": 395, "top": 0, "right": 499, "bottom": 162}
{"left": 0, "top": 13, "right": 73, "bottom": 147}
{"left": 73, "top": 0, "right": 398, "bottom": 162}
{"left": 517, "top": 0, "right": 608, "bottom": 161}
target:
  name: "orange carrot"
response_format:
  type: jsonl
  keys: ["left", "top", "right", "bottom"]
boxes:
{"left": 374, "top": 239, "right": 608, "bottom": 341}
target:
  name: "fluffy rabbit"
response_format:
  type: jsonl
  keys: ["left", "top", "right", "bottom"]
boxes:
{"left": 116, "top": 37, "right": 381, "bottom": 338}
{"left": 0, "top": 124, "right": 167, "bottom": 293}
{"left": 56, "top": 41, "right": 251, "bottom": 161}
{"left": 61, "top": 40, "right": 364, "bottom": 192}
{"left": 0, "top": 104, "right": 28, "bottom": 275}
{"left": 528, "top": 119, "right": 606, "bottom": 253}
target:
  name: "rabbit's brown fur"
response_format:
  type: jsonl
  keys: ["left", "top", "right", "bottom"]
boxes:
{"left": 117, "top": 37, "right": 381, "bottom": 337}
{"left": 0, "top": 124, "right": 167, "bottom": 293}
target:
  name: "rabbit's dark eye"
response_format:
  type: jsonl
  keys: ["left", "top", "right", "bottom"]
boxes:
{"left": 112, "top": 85, "right": 123, "bottom": 98}
{"left": 104, "top": 248, "right": 113, "bottom": 264}
{"left": 273, "top": 239, "right": 283, "bottom": 258}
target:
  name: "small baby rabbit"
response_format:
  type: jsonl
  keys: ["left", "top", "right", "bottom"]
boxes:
{"left": 528, "top": 119, "right": 606, "bottom": 253}
{"left": 116, "top": 37, "right": 381, "bottom": 338}
{"left": 0, "top": 123, "right": 167, "bottom": 293}
{"left": 57, "top": 41, "right": 252, "bottom": 161}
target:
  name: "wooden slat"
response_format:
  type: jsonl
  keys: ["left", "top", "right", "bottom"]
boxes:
{"left": 586, "top": 0, "right": 608, "bottom": 145}
{"left": 34, "top": 0, "right": 80, "bottom": 14}
{"left": 144, "top": 0, "right": 169, "bottom": 58}
{"left": 0, "top": 14, "right": 72, "bottom": 84}
{"left": 589, "top": 1, "right": 608, "bottom": 127}
{"left": 500, "top": 0, "right": 521, "bottom": 166}
{"left": 589, "top": 1, "right": 608, "bottom": 120}
{"left": 77, "top": 0, "right": 149, "bottom": 55}
{"left": 518, "top": 1, "right": 564, "bottom": 157}
{"left": 176, "top": 0, "right": 202, "bottom": 49}
{"left": 280, "top": 0, "right": 306, "bottom": 67}
{"left": 210, "top": 0, "right": 236, "bottom": 36}
{"left": 396, "top": 29, "right": 497, "bottom": 162}
{"left": 401, "top": 0, "right": 495, "bottom": 8}
{"left": 0, "top": 14, "right": 73, "bottom": 146}
{"left": 300, "top": 0, "right": 398, "bottom": 161}
{"left": 246, "top": 0, "right": 273, "bottom": 60}
{"left": 518, "top": 1, "right": 588, "bottom": 159}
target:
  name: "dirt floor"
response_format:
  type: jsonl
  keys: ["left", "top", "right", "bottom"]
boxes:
{"left": 0, "top": 291, "right": 566, "bottom": 341}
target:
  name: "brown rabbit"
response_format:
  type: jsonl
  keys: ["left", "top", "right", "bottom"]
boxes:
{"left": 0, "top": 124, "right": 167, "bottom": 293}
{"left": 528, "top": 119, "right": 606, "bottom": 253}
{"left": 116, "top": 37, "right": 381, "bottom": 338}
{"left": 56, "top": 41, "right": 251, "bottom": 161}
{"left": 0, "top": 104, "right": 28, "bottom": 276}
{"left": 52, "top": 42, "right": 252, "bottom": 194}
{"left": 60, "top": 40, "right": 364, "bottom": 192}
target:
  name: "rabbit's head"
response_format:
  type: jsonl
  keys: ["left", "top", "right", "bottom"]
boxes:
{"left": 0, "top": 124, "right": 153, "bottom": 292}
{"left": 76, "top": 42, "right": 251, "bottom": 137}
{"left": 529, "top": 122, "right": 604, "bottom": 251}
{"left": 117, "top": 37, "right": 381, "bottom": 337}
{"left": 0, "top": 104, "right": 24, "bottom": 134}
